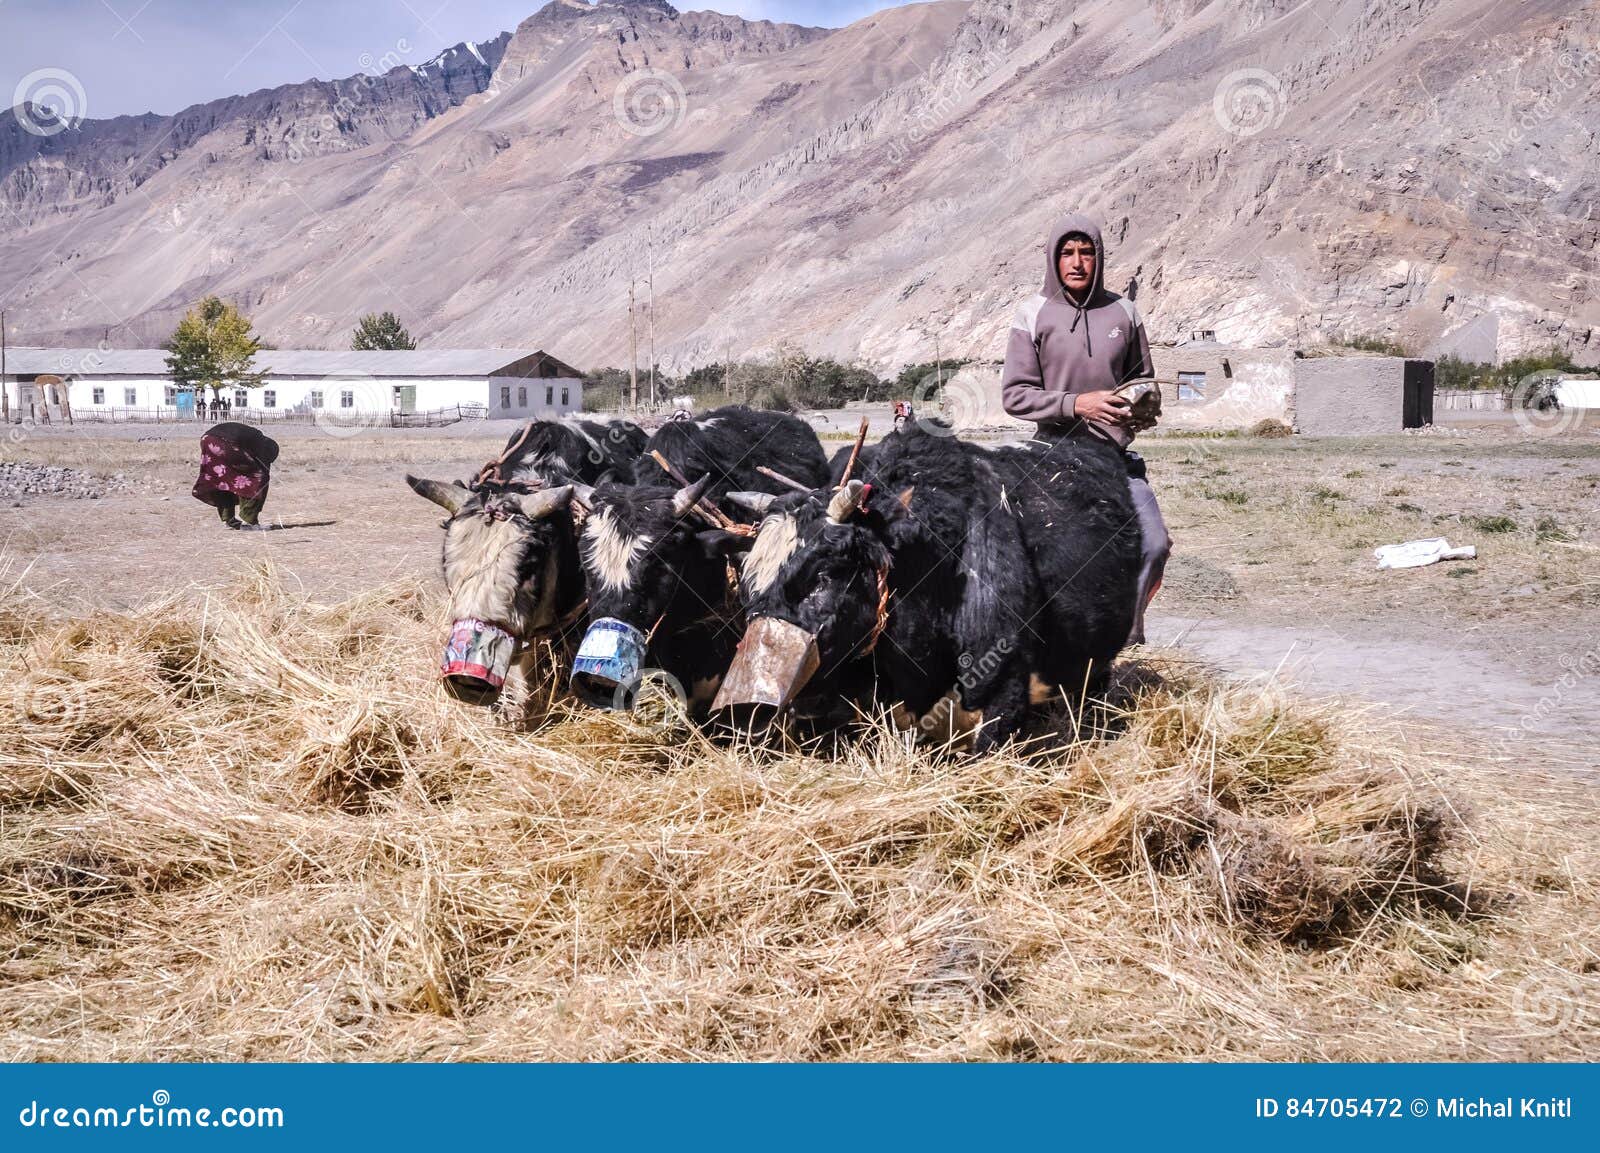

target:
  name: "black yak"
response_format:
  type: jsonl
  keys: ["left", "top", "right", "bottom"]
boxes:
{"left": 405, "top": 417, "right": 646, "bottom": 707}
{"left": 568, "top": 408, "right": 831, "bottom": 712}
{"left": 713, "top": 421, "right": 1140, "bottom": 751}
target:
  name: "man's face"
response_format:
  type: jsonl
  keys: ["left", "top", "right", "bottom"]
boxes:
{"left": 1057, "top": 235, "right": 1096, "bottom": 299}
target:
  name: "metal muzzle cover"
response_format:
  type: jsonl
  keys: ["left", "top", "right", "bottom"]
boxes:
{"left": 571, "top": 617, "right": 649, "bottom": 707}
{"left": 711, "top": 616, "right": 820, "bottom": 711}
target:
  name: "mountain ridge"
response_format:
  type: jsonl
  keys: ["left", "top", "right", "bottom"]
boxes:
{"left": 2, "top": 0, "right": 1596, "bottom": 370}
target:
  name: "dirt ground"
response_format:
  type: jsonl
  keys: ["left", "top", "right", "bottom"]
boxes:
{"left": 2, "top": 414, "right": 1597, "bottom": 772}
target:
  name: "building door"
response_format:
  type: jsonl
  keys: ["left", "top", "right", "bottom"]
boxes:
{"left": 176, "top": 390, "right": 195, "bottom": 417}
{"left": 393, "top": 385, "right": 416, "bottom": 414}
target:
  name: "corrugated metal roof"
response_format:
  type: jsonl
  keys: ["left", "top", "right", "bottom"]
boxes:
{"left": 255, "top": 349, "right": 546, "bottom": 376}
{"left": 3, "top": 348, "right": 172, "bottom": 375}
{"left": 2, "top": 348, "right": 564, "bottom": 378}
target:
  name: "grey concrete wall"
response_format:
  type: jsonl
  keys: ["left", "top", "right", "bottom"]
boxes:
{"left": 965, "top": 347, "right": 1430, "bottom": 436}
{"left": 1292, "top": 356, "right": 1407, "bottom": 435}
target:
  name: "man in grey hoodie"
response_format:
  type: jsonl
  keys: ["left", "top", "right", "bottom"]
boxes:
{"left": 1001, "top": 212, "right": 1170, "bottom": 645}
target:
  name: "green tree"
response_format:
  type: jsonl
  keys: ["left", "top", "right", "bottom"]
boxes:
{"left": 164, "top": 296, "right": 265, "bottom": 401}
{"left": 351, "top": 311, "right": 416, "bottom": 350}
{"left": 893, "top": 358, "right": 969, "bottom": 399}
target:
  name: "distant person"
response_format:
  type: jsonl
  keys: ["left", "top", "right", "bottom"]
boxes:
{"left": 1000, "top": 213, "right": 1169, "bottom": 645}
{"left": 192, "top": 421, "right": 279, "bottom": 531}
{"left": 893, "top": 400, "right": 914, "bottom": 429}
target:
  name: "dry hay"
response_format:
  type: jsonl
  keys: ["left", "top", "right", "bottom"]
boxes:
{"left": 1, "top": 562, "right": 1596, "bottom": 1061}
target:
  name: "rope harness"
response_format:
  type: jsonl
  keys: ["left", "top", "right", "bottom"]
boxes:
{"left": 474, "top": 422, "right": 535, "bottom": 489}
{"left": 861, "top": 563, "right": 891, "bottom": 656}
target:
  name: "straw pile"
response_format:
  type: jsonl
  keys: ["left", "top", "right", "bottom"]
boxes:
{"left": 1, "top": 561, "right": 1595, "bottom": 1060}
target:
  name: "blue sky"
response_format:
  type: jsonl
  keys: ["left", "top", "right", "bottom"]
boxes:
{"left": 3, "top": 0, "right": 900, "bottom": 120}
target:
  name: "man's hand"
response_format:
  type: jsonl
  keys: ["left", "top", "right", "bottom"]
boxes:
{"left": 1072, "top": 390, "right": 1132, "bottom": 425}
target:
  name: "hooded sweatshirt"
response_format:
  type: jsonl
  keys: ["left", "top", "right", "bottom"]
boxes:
{"left": 1000, "top": 213, "right": 1153, "bottom": 449}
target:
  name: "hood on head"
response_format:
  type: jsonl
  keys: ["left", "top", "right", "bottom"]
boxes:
{"left": 1041, "top": 212, "right": 1105, "bottom": 305}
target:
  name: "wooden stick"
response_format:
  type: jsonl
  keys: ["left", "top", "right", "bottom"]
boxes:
{"left": 757, "top": 465, "right": 812, "bottom": 493}
{"left": 649, "top": 449, "right": 736, "bottom": 529}
{"left": 836, "top": 416, "right": 870, "bottom": 489}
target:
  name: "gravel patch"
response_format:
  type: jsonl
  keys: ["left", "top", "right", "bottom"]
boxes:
{"left": 0, "top": 461, "right": 139, "bottom": 502}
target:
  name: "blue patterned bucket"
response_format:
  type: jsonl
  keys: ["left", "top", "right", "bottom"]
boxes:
{"left": 570, "top": 617, "right": 649, "bottom": 707}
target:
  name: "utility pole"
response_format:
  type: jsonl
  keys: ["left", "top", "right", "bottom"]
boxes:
{"left": 628, "top": 248, "right": 639, "bottom": 411}
{"left": 647, "top": 226, "right": 657, "bottom": 409}
{"left": 1, "top": 311, "right": 8, "bottom": 425}
{"left": 935, "top": 333, "right": 943, "bottom": 394}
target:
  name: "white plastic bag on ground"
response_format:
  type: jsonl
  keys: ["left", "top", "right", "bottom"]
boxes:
{"left": 1374, "top": 538, "right": 1477, "bottom": 570}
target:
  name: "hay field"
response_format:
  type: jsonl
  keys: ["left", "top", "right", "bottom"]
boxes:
{"left": 2, "top": 557, "right": 1596, "bottom": 1061}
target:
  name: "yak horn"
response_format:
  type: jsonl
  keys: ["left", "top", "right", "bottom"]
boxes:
{"left": 569, "top": 482, "right": 596, "bottom": 511}
{"left": 407, "top": 474, "right": 467, "bottom": 515}
{"left": 725, "top": 490, "right": 777, "bottom": 515}
{"left": 827, "top": 479, "right": 866, "bottom": 523}
{"left": 517, "top": 484, "right": 574, "bottom": 520}
{"left": 671, "top": 474, "right": 712, "bottom": 519}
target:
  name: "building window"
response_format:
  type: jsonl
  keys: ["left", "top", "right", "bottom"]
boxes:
{"left": 341, "top": 390, "right": 354, "bottom": 408}
{"left": 124, "top": 387, "right": 138, "bottom": 405}
{"left": 164, "top": 385, "right": 177, "bottom": 405}
{"left": 561, "top": 386, "right": 570, "bottom": 407}
{"left": 517, "top": 385, "right": 528, "bottom": 408}
{"left": 235, "top": 389, "right": 247, "bottom": 408}
{"left": 545, "top": 385, "right": 554, "bottom": 405}
{"left": 263, "top": 390, "right": 276, "bottom": 408}
{"left": 1177, "top": 372, "right": 1207, "bottom": 402}
{"left": 500, "top": 385, "right": 511, "bottom": 408}
{"left": 92, "top": 387, "right": 105, "bottom": 405}
{"left": 310, "top": 390, "right": 324, "bottom": 409}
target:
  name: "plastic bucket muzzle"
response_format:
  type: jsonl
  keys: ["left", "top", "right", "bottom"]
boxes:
{"left": 570, "top": 617, "right": 650, "bottom": 708}
{"left": 711, "top": 616, "right": 820, "bottom": 714}
{"left": 441, "top": 617, "right": 518, "bottom": 704}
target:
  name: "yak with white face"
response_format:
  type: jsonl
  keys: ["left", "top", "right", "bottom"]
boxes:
{"left": 407, "top": 418, "right": 645, "bottom": 706}
{"left": 568, "top": 476, "right": 748, "bottom": 712}
{"left": 715, "top": 422, "right": 1142, "bottom": 752}
{"left": 567, "top": 406, "right": 831, "bottom": 713}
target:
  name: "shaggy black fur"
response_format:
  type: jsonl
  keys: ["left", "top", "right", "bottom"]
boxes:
{"left": 498, "top": 417, "right": 648, "bottom": 485}
{"left": 577, "top": 482, "right": 746, "bottom": 709}
{"left": 735, "top": 421, "right": 1140, "bottom": 750}
{"left": 572, "top": 408, "right": 830, "bottom": 710}
{"left": 637, "top": 407, "right": 829, "bottom": 496}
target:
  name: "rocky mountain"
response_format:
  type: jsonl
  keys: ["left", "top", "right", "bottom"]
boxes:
{"left": 3, "top": 0, "right": 1596, "bottom": 369}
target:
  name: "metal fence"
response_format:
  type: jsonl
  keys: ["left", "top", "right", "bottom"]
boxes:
{"left": 1436, "top": 389, "right": 1508, "bottom": 411}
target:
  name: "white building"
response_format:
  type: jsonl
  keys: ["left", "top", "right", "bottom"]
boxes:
{"left": 0, "top": 347, "right": 585, "bottom": 422}
{"left": 1554, "top": 376, "right": 1600, "bottom": 409}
